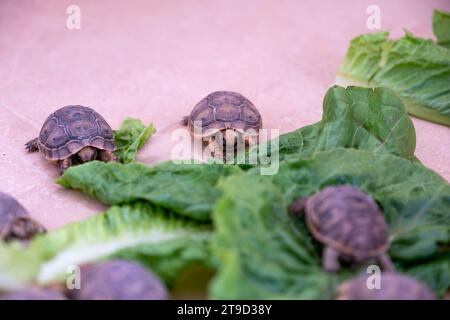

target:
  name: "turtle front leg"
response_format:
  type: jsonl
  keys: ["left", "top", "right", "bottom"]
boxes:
{"left": 378, "top": 253, "right": 395, "bottom": 271}
{"left": 25, "top": 138, "right": 39, "bottom": 152}
{"left": 323, "top": 246, "right": 341, "bottom": 273}
{"left": 6, "top": 217, "right": 46, "bottom": 242}
{"left": 59, "top": 157, "right": 73, "bottom": 175}
{"left": 245, "top": 135, "right": 257, "bottom": 148}
{"left": 99, "top": 150, "right": 119, "bottom": 163}
{"left": 205, "top": 137, "right": 216, "bottom": 158}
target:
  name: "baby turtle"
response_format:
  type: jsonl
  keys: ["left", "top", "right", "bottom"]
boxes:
{"left": 0, "top": 287, "right": 66, "bottom": 300}
{"left": 183, "top": 91, "right": 262, "bottom": 157}
{"left": 338, "top": 272, "right": 436, "bottom": 300}
{"left": 0, "top": 190, "right": 45, "bottom": 241}
{"left": 67, "top": 260, "right": 169, "bottom": 300}
{"left": 290, "top": 185, "right": 395, "bottom": 273}
{"left": 26, "top": 105, "right": 117, "bottom": 174}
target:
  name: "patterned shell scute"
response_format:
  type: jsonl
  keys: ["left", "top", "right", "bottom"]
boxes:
{"left": 342, "top": 272, "right": 436, "bottom": 300}
{"left": 189, "top": 91, "right": 262, "bottom": 136}
{"left": 68, "top": 260, "right": 169, "bottom": 300}
{"left": 0, "top": 191, "right": 29, "bottom": 234}
{"left": 38, "top": 105, "right": 116, "bottom": 160}
{"left": 306, "top": 185, "right": 389, "bottom": 258}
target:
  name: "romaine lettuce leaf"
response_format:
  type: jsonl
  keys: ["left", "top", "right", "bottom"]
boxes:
{"left": 114, "top": 118, "right": 156, "bottom": 163}
{"left": 0, "top": 203, "right": 212, "bottom": 290}
{"left": 58, "top": 161, "right": 243, "bottom": 221}
{"left": 211, "top": 174, "right": 332, "bottom": 299}
{"left": 247, "top": 86, "right": 416, "bottom": 163}
{"left": 433, "top": 9, "right": 450, "bottom": 49}
{"left": 337, "top": 31, "right": 450, "bottom": 126}
{"left": 212, "top": 149, "right": 450, "bottom": 299}
{"left": 0, "top": 242, "right": 42, "bottom": 291}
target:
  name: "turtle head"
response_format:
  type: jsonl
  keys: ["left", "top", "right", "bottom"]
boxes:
{"left": 290, "top": 197, "right": 309, "bottom": 216}
{"left": 216, "top": 129, "right": 244, "bottom": 155}
{"left": 77, "top": 147, "right": 98, "bottom": 163}
{"left": 207, "top": 129, "right": 253, "bottom": 159}
{"left": 223, "top": 129, "right": 239, "bottom": 147}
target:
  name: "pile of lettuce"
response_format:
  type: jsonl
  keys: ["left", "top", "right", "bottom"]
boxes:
{"left": 1, "top": 85, "right": 448, "bottom": 299}
{"left": 114, "top": 118, "right": 156, "bottom": 164}
{"left": 337, "top": 9, "right": 450, "bottom": 126}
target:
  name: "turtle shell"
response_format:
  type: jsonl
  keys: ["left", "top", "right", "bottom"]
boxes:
{"left": 305, "top": 185, "right": 389, "bottom": 259}
{"left": 0, "top": 288, "right": 66, "bottom": 300}
{"left": 67, "top": 260, "right": 169, "bottom": 300}
{"left": 37, "top": 105, "right": 116, "bottom": 160}
{"left": 187, "top": 91, "right": 262, "bottom": 137}
{"left": 338, "top": 272, "right": 436, "bottom": 300}
{"left": 0, "top": 190, "right": 45, "bottom": 241}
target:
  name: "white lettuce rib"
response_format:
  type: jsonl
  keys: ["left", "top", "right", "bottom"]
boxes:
{"left": 37, "top": 229, "right": 193, "bottom": 284}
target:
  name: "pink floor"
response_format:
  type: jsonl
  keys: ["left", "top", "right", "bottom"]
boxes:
{"left": 1, "top": 0, "right": 449, "bottom": 229}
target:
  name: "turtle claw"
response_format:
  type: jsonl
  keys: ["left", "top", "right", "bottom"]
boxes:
{"left": 59, "top": 158, "right": 73, "bottom": 175}
{"left": 6, "top": 217, "right": 46, "bottom": 242}
{"left": 25, "top": 138, "right": 39, "bottom": 152}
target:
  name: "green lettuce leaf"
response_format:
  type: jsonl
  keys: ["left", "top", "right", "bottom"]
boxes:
{"left": 337, "top": 31, "right": 450, "bottom": 126}
{"left": 0, "top": 203, "right": 212, "bottom": 290}
{"left": 433, "top": 9, "right": 450, "bottom": 48}
{"left": 114, "top": 118, "right": 156, "bottom": 163}
{"left": 0, "top": 242, "right": 42, "bottom": 291}
{"left": 247, "top": 86, "right": 416, "bottom": 164}
{"left": 58, "top": 161, "right": 243, "bottom": 221}
{"left": 211, "top": 174, "right": 332, "bottom": 299}
{"left": 212, "top": 149, "right": 450, "bottom": 299}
